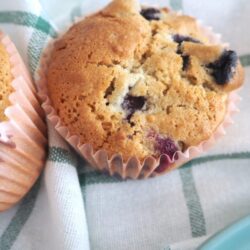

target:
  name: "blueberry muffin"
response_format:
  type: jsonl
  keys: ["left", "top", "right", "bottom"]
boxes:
{"left": 47, "top": 0, "right": 244, "bottom": 171}
{"left": 0, "top": 43, "right": 12, "bottom": 121}
{"left": 0, "top": 34, "right": 47, "bottom": 211}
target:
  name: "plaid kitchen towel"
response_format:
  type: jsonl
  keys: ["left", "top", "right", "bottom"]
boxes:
{"left": 0, "top": 0, "right": 250, "bottom": 249}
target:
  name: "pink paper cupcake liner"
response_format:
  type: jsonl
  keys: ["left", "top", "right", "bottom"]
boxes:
{"left": 37, "top": 10, "right": 241, "bottom": 180}
{"left": 0, "top": 32, "right": 47, "bottom": 212}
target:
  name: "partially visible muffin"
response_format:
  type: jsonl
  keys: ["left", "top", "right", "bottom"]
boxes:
{"left": 0, "top": 43, "right": 13, "bottom": 121}
{"left": 0, "top": 33, "right": 47, "bottom": 212}
{"left": 47, "top": 0, "right": 244, "bottom": 164}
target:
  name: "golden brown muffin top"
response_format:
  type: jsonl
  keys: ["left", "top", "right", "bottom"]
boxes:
{"left": 47, "top": 0, "right": 244, "bottom": 161}
{"left": 0, "top": 43, "right": 13, "bottom": 121}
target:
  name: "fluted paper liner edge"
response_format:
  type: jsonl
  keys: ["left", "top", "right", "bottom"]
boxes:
{"left": 37, "top": 13, "right": 241, "bottom": 180}
{"left": 0, "top": 32, "right": 47, "bottom": 212}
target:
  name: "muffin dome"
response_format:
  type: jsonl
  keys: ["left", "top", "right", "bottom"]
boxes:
{"left": 47, "top": 0, "right": 244, "bottom": 162}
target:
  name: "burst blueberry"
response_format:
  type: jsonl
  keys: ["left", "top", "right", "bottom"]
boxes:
{"left": 173, "top": 34, "right": 200, "bottom": 45}
{"left": 140, "top": 8, "right": 161, "bottom": 21}
{"left": 153, "top": 136, "right": 179, "bottom": 173}
{"left": 155, "top": 136, "right": 179, "bottom": 159}
{"left": 121, "top": 94, "right": 146, "bottom": 120}
{"left": 173, "top": 34, "right": 200, "bottom": 70}
{"left": 182, "top": 55, "right": 190, "bottom": 70}
{"left": 207, "top": 50, "right": 238, "bottom": 85}
{"left": 154, "top": 155, "right": 171, "bottom": 173}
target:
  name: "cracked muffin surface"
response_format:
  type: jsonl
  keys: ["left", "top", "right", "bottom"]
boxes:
{"left": 47, "top": 0, "right": 244, "bottom": 162}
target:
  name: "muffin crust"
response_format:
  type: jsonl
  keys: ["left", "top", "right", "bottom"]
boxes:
{"left": 47, "top": 0, "right": 244, "bottom": 161}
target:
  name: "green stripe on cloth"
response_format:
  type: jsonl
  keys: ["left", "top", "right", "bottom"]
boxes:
{"left": 0, "top": 178, "right": 41, "bottom": 250}
{"left": 179, "top": 152, "right": 250, "bottom": 238}
{"left": 182, "top": 152, "right": 250, "bottom": 169}
{"left": 0, "top": 11, "right": 57, "bottom": 37}
{"left": 0, "top": 11, "right": 57, "bottom": 75}
{"left": 179, "top": 167, "right": 206, "bottom": 237}
{"left": 170, "top": 0, "right": 183, "bottom": 10}
{"left": 28, "top": 29, "right": 48, "bottom": 75}
{"left": 79, "top": 173, "right": 87, "bottom": 203}
{"left": 80, "top": 171, "right": 123, "bottom": 186}
{"left": 48, "top": 146, "right": 77, "bottom": 166}
{"left": 240, "top": 54, "right": 250, "bottom": 67}
{"left": 79, "top": 168, "right": 126, "bottom": 210}
{"left": 78, "top": 151, "right": 250, "bottom": 186}
{"left": 26, "top": 13, "right": 58, "bottom": 75}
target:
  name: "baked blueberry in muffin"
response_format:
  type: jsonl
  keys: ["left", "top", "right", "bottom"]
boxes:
{"left": 46, "top": 0, "right": 244, "bottom": 173}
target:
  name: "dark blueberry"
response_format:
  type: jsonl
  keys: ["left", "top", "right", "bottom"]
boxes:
{"left": 154, "top": 155, "right": 171, "bottom": 173}
{"left": 173, "top": 34, "right": 200, "bottom": 45}
{"left": 140, "top": 8, "right": 161, "bottom": 21}
{"left": 207, "top": 50, "right": 238, "bottom": 85}
{"left": 182, "top": 55, "right": 190, "bottom": 70}
{"left": 173, "top": 34, "right": 200, "bottom": 68}
{"left": 155, "top": 136, "right": 179, "bottom": 159}
{"left": 121, "top": 94, "right": 146, "bottom": 120}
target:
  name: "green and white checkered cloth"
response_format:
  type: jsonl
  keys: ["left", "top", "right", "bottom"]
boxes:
{"left": 0, "top": 0, "right": 250, "bottom": 249}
